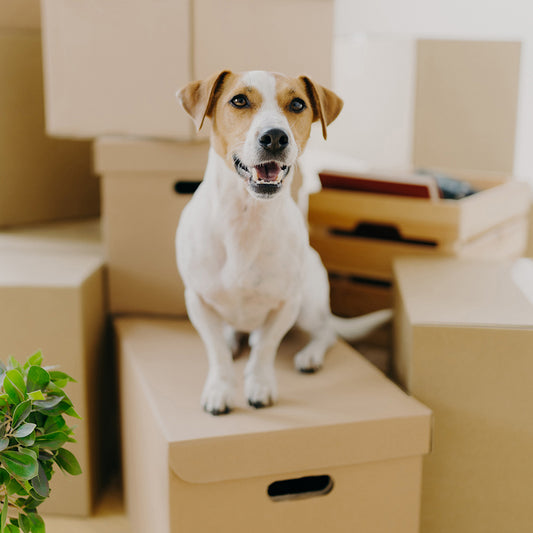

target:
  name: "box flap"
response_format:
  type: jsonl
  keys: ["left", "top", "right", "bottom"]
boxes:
{"left": 0, "top": 0, "right": 40, "bottom": 29}
{"left": 93, "top": 138, "right": 209, "bottom": 175}
{"left": 116, "top": 318, "right": 432, "bottom": 484}
{"left": 394, "top": 257, "right": 533, "bottom": 328}
{"left": 413, "top": 40, "right": 521, "bottom": 175}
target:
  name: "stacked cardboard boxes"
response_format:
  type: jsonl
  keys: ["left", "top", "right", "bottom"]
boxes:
{"left": 0, "top": 0, "right": 108, "bottom": 517}
{"left": 308, "top": 39, "right": 530, "bottom": 318}
{"left": 33, "top": 2, "right": 437, "bottom": 531}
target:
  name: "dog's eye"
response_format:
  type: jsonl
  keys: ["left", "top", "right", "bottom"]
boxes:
{"left": 230, "top": 94, "right": 250, "bottom": 108}
{"left": 289, "top": 98, "right": 306, "bottom": 113}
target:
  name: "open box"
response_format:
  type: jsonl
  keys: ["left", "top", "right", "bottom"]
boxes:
{"left": 116, "top": 317, "right": 432, "bottom": 533}
{"left": 309, "top": 173, "right": 530, "bottom": 281}
{"left": 393, "top": 257, "right": 533, "bottom": 533}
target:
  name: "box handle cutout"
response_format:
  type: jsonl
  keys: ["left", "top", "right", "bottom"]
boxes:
{"left": 174, "top": 180, "right": 202, "bottom": 195}
{"left": 267, "top": 475, "right": 333, "bottom": 502}
{"left": 331, "top": 222, "right": 437, "bottom": 247}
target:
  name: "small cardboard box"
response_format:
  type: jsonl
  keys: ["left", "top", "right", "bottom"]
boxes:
{"left": 94, "top": 138, "right": 209, "bottom": 317}
{"left": 393, "top": 257, "right": 533, "bottom": 533}
{"left": 115, "top": 317, "right": 432, "bottom": 533}
{"left": 0, "top": 27, "right": 98, "bottom": 227}
{"left": 0, "top": 221, "right": 106, "bottom": 516}
{"left": 41, "top": 0, "right": 333, "bottom": 140}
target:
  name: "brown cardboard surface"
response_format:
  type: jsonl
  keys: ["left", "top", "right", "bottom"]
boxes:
{"left": 116, "top": 317, "right": 431, "bottom": 533}
{"left": 0, "top": 225, "right": 107, "bottom": 516}
{"left": 41, "top": 0, "right": 333, "bottom": 140}
{"left": 194, "top": 0, "right": 333, "bottom": 85}
{"left": 393, "top": 257, "right": 533, "bottom": 533}
{"left": 413, "top": 40, "right": 521, "bottom": 174}
{"left": 0, "top": 30, "right": 98, "bottom": 228}
{"left": 310, "top": 216, "right": 527, "bottom": 281}
{"left": 95, "top": 139, "right": 209, "bottom": 316}
{"left": 41, "top": 0, "right": 192, "bottom": 139}
{"left": 0, "top": 0, "right": 40, "bottom": 29}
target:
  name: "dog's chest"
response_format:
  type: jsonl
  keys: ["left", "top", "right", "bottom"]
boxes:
{"left": 183, "top": 197, "right": 306, "bottom": 331}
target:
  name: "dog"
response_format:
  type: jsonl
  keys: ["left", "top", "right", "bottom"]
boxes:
{"left": 177, "top": 70, "right": 391, "bottom": 415}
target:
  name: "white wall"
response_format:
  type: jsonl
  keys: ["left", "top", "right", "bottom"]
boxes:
{"left": 328, "top": 0, "right": 533, "bottom": 181}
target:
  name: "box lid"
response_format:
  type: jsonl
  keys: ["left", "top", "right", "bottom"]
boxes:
{"left": 394, "top": 257, "right": 533, "bottom": 328}
{"left": 115, "top": 318, "right": 431, "bottom": 484}
{"left": 93, "top": 138, "right": 209, "bottom": 175}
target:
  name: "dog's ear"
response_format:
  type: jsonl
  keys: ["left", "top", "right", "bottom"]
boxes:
{"left": 299, "top": 76, "right": 343, "bottom": 140}
{"left": 177, "top": 70, "right": 231, "bottom": 131}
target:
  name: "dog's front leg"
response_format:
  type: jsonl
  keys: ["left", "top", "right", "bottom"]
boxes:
{"left": 245, "top": 298, "right": 301, "bottom": 408}
{"left": 185, "top": 289, "right": 235, "bottom": 415}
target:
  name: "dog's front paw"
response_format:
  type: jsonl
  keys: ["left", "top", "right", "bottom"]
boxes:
{"left": 244, "top": 371, "right": 277, "bottom": 409}
{"left": 201, "top": 377, "right": 235, "bottom": 415}
{"left": 294, "top": 345, "right": 325, "bottom": 373}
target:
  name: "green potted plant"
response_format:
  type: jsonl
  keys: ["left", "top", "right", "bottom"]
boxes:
{"left": 0, "top": 352, "right": 81, "bottom": 532}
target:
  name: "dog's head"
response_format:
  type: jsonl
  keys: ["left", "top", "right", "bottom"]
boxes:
{"left": 178, "top": 70, "right": 343, "bottom": 200}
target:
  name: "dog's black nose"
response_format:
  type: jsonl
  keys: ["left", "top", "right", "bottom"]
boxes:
{"left": 258, "top": 128, "right": 289, "bottom": 153}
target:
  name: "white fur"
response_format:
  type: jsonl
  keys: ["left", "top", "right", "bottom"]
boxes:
{"left": 177, "top": 72, "right": 391, "bottom": 414}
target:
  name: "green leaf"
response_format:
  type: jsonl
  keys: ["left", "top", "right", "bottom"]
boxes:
{"left": 7, "top": 357, "right": 20, "bottom": 372}
{"left": 26, "top": 514, "right": 44, "bottom": 533}
{"left": 32, "top": 396, "right": 63, "bottom": 411}
{"left": 30, "top": 464, "right": 49, "bottom": 499}
{"left": 65, "top": 406, "right": 81, "bottom": 420}
{"left": 27, "top": 352, "right": 43, "bottom": 368}
{"left": 13, "top": 423, "right": 36, "bottom": 439}
{"left": 54, "top": 448, "right": 82, "bottom": 476}
{"left": 0, "top": 450, "right": 38, "bottom": 480}
{"left": 49, "top": 371, "right": 76, "bottom": 384}
{"left": 1, "top": 495, "right": 8, "bottom": 531}
{"left": 26, "top": 391, "right": 44, "bottom": 402}
{"left": 25, "top": 368, "right": 49, "bottom": 394}
{"left": 12, "top": 400, "right": 32, "bottom": 428}
{"left": 6, "top": 478, "right": 27, "bottom": 496}
{"left": 0, "top": 469, "right": 8, "bottom": 485}
{"left": 0, "top": 438, "right": 9, "bottom": 453}
{"left": 43, "top": 416, "right": 66, "bottom": 434}
{"left": 3, "top": 370, "right": 26, "bottom": 404}
{"left": 5, "top": 524, "right": 19, "bottom": 533}
{"left": 35, "top": 431, "right": 68, "bottom": 451}
{"left": 16, "top": 431, "right": 35, "bottom": 448}
{"left": 18, "top": 514, "right": 30, "bottom": 533}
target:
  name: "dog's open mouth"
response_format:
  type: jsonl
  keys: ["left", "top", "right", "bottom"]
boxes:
{"left": 233, "top": 156, "right": 290, "bottom": 198}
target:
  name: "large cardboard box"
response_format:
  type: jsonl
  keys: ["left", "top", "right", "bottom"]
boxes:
{"left": 116, "top": 317, "right": 432, "bottom": 533}
{"left": 393, "top": 257, "right": 533, "bottom": 533}
{"left": 41, "top": 0, "right": 333, "bottom": 140}
{"left": 0, "top": 221, "right": 106, "bottom": 516}
{"left": 0, "top": 19, "right": 98, "bottom": 228}
{"left": 94, "top": 138, "right": 209, "bottom": 317}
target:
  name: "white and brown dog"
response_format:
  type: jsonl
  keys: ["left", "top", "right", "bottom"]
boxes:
{"left": 177, "top": 70, "right": 391, "bottom": 415}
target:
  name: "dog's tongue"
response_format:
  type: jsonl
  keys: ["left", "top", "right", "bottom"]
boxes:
{"left": 255, "top": 162, "right": 281, "bottom": 182}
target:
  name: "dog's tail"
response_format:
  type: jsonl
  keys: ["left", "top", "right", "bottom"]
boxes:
{"left": 330, "top": 309, "right": 393, "bottom": 342}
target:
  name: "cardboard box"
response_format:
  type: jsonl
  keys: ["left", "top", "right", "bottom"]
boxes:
{"left": 95, "top": 138, "right": 304, "bottom": 317}
{"left": 0, "top": 0, "right": 41, "bottom": 29}
{"left": 41, "top": 0, "right": 333, "bottom": 140}
{"left": 0, "top": 28, "right": 98, "bottom": 228}
{"left": 115, "top": 317, "right": 432, "bottom": 533}
{"left": 94, "top": 138, "right": 209, "bottom": 317}
{"left": 311, "top": 215, "right": 528, "bottom": 281}
{"left": 0, "top": 223, "right": 106, "bottom": 516}
{"left": 393, "top": 257, "right": 533, "bottom": 533}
